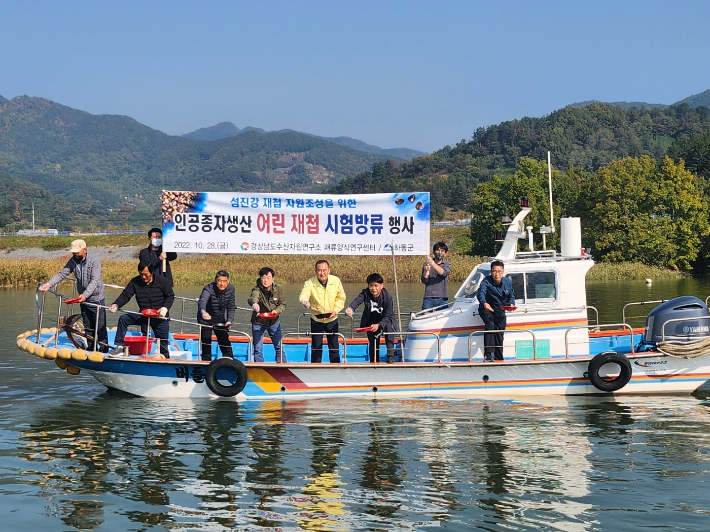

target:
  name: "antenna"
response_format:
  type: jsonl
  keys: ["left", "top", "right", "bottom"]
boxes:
{"left": 547, "top": 151, "right": 554, "bottom": 232}
{"left": 539, "top": 152, "right": 555, "bottom": 250}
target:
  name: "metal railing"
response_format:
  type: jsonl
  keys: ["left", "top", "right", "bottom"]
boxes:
{"left": 565, "top": 323, "right": 635, "bottom": 357}
{"left": 622, "top": 300, "right": 666, "bottom": 325}
{"left": 280, "top": 331, "right": 348, "bottom": 362}
{"left": 468, "top": 329, "right": 537, "bottom": 361}
{"left": 297, "top": 312, "right": 356, "bottom": 336}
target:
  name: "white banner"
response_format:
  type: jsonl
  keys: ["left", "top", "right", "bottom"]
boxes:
{"left": 162, "top": 191, "right": 430, "bottom": 255}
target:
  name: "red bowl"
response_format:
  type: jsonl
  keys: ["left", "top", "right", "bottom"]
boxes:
{"left": 501, "top": 305, "right": 517, "bottom": 311}
{"left": 259, "top": 311, "right": 278, "bottom": 319}
{"left": 64, "top": 297, "right": 82, "bottom": 304}
{"left": 355, "top": 326, "right": 372, "bottom": 333}
{"left": 141, "top": 309, "right": 161, "bottom": 318}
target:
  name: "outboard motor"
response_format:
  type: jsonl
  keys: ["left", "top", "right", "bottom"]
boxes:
{"left": 643, "top": 296, "right": 710, "bottom": 346}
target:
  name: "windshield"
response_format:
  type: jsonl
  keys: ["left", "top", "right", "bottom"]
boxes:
{"left": 455, "top": 268, "right": 489, "bottom": 299}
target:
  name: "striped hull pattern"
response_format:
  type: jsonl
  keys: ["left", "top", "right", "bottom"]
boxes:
{"left": 75, "top": 352, "right": 710, "bottom": 399}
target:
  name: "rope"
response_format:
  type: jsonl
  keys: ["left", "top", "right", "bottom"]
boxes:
{"left": 657, "top": 337, "right": 710, "bottom": 359}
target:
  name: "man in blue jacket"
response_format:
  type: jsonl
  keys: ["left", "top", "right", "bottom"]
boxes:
{"left": 477, "top": 260, "right": 515, "bottom": 361}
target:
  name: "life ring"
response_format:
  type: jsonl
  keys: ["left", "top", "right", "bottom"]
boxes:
{"left": 587, "top": 351, "right": 632, "bottom": 392}
{"left": 205, "top": 358, "right": 248, "bottom": 397}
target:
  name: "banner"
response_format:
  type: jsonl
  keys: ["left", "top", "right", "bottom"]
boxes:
{"left": 162, "top": 191, "right": 430, "bottom": 255}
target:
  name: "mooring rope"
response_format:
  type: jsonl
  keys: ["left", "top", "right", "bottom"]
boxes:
{"left": 657, "top": 337, "right": 710, "bottom": 358}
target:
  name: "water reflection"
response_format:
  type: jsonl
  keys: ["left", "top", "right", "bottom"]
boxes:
{"left": 8, "top": 388, "right": 710, "bottom": 530}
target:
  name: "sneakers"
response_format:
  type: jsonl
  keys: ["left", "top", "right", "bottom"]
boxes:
{"left": 109, "top": 345, "right": 128, "bottom": 356}
{"left": 386, "top": 355, "right": 395, "bottom": 364}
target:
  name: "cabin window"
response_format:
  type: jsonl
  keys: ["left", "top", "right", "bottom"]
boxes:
{"left": 526, "top": 271, "right": 556, "bottom": 301}
{"left": 507, "top": 271, "right": 557, "bottom": 304}
{"left": 509, "top": 273, "right": 525, "bottom": 302}
{"left": 456, "top": 269, "right": 488, "bottom": 299}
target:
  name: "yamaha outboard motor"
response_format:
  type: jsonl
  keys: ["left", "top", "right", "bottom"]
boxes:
{"left": 643, "top": 296, "right": 710, "bottom": 347}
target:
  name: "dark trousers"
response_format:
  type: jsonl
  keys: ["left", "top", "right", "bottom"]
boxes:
{"left": 80, "top": 300, "right": 108, "bottom": 352}
{"left": 480, "top": 308, "right": 506, "bottom": 360}
{"left": 116, "top": 314, "right": 170, "bottom": 357}
{"left": 199, "top": 322, "right": 234, "bottom": 361}
{"left": 311, "top": 318, "right": 340, "bottom": 363}
{"left": 367, "top": 328, "right": 394, "bottom": 363}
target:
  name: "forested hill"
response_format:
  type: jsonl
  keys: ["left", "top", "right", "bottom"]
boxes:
{"left": 0, "top": 96, "right": 394, "bottom": 225}
{"left": 183, "top": 122, "right": 425, "bottom": 159}
{"left": 330, "top": 101, "right": 710, "bottom": 218}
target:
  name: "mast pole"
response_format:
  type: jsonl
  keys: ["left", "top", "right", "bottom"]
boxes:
{"left": 547, "top": 151, "right": 554, "bottom": 232}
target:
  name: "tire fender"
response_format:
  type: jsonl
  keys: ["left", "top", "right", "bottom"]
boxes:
{"left": 587, "top": 351, "right": 632, "bottom": 392}
{"left": 205, "top": 358, "right": 248, "bottom": 397}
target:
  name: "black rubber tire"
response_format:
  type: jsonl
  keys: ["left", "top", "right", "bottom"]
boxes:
{"left": 205, "top": 358, "right": 248, "bottom": 397}
{"left": 587, "top": 351, "right": 632, "bottom": 392}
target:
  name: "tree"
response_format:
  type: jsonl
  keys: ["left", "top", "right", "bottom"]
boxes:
{"left": 577, "top": 156, "right": 708, "bottom": 270}
{"left": 469, "top": 158, "right": 565, "bottom": 256}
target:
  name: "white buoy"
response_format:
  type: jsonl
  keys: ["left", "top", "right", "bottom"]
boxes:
{"left": 645, "top": 278, "right": 652, "bottom": 285}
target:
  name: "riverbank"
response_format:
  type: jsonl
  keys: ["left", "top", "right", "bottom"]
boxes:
{"left": 0, "top": 245, "right": 686, "bottom": 288}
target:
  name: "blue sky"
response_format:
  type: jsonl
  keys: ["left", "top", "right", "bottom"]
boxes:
{"left": 2, "top": 1, "right": 709, "bottom": 153}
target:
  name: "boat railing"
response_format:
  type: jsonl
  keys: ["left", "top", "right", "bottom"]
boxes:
{"left": 468, "top": 329, "right": 537, "bottom": 361}
{"left": 35, "top": 285, "right": 113, "bottom": 348}
{"left": 381, "top": 331, "right": 441, "bottom": 362}
{"left": 281, "top": 331, "right": 348, "bottom": 362}
{"left": 297, "top": 312, "right": 356, "bottom": 337}
{"left": 587, "top": 305, "right": 599, "bottom": 326}
{"left": 660, "top": 315, "right": 710, "bottom": 341}
{"left": 565, "top": 323, "right": 635, "bottom": 357}
{"left": 622, "top": 300, "right": 666, "bottom": 325}
{"left": 409, "top": 302, "right": 457, "bottom": 321}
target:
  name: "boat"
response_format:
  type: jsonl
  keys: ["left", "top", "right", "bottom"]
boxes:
{"left": 16, "top": 204, "right": 710, "bottom": 400}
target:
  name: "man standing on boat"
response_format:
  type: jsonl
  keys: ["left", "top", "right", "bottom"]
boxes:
{"left": 198, "top": 269, "right": 236, "bottom": 361}
{"left": 249, "top": 266, "right": 287, "bottom": 363}
{"left": 139, "top": 228, "right": 177, "bottom": 287}
{"left": 109, "top": 261, "right": 174, "bottom": 358}
{"left": 39, "top": 239, "right": 109, "bottom": 352}
{"left": 421, "top": 242, "right": 451, "bottom": 310}
{"left": 299, "top": 260, "right": 346, "bottom": 363}
{"left": 477, "top": 260, "right": 515, "bottom": 361}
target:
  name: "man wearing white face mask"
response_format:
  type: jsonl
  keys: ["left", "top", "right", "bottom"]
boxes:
{"left": 139, "top": 228, "right": 177, "bottom": 288}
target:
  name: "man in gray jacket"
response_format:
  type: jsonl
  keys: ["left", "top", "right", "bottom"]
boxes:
{"left": 40, "top": 239, "right": 108, "bottom": 352}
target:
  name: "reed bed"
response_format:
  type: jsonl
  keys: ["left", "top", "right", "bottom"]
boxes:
{"left": 0, "top": 254, "right": 484, "bottom": 288}
{"left": 0, "top": 254, "right": 686, "bottom": 289}
{"left": 586, "top": 261, "right": 684, "bottom": 281}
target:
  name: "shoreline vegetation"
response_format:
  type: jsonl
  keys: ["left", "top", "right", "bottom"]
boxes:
{"left": 0, "top": 230, "right": 685, "bottom": 288}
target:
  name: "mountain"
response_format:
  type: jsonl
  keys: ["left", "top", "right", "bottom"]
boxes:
{"left": 182, "top": 122, "right": 243, "bottom": 140}
{"left": 0, "top": 95, "right": 397, "bottom": 227}
{"left": 570, "top": 100, "right": 669, "bottom": 110}
{"left": 676, "top": 88, "right": 710, "bottom": 108}
{"left": 331, "top": 100, "right": 710, "bottom": 218}
{"left": 317, "top": 136, "right": 425, "bottom": 160}
{"left": 183, "top": 123, "right": 425, "bottom": 159}
{"left": 570, "top": 88, "right": 710, "bottom": 111}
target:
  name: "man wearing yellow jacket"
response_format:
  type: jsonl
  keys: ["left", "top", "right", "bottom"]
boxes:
{"left": 299, "top": 260, "right": 346, "bottom": 363}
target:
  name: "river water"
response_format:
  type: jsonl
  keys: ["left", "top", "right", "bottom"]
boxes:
{"left": 3, "top": 279, "right": 710, "bottom": 531}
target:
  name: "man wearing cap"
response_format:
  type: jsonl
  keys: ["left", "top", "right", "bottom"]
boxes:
{"left": 39, "top": 239, "right": 108, "bottom": 352}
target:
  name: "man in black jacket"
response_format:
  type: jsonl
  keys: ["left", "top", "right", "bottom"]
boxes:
{"left": 197, "top": 270, "right": 236, "bottom": 361}
{"left": 109, "top": 261, "right": 175, "bottom": 357}
{"left": 139, "top": 228, "right": 177, "bottom": 287}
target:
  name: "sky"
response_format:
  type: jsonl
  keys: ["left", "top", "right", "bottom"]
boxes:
{"left": 2, "top": 1, "right": 709, "bottom": 153}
